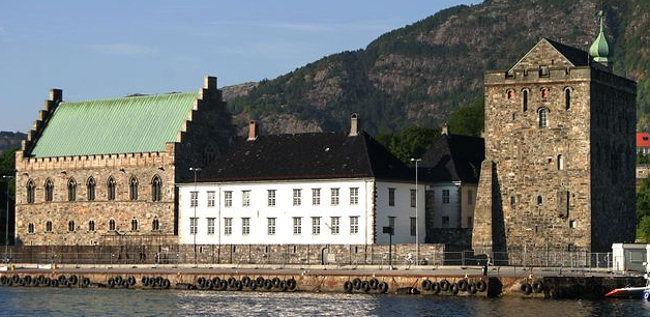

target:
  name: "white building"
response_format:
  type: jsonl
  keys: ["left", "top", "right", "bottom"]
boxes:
{"left": 178, "top": 117, "right": 425, "bottom": 245}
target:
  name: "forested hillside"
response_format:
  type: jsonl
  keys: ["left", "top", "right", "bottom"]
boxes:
{"left": 226, "top": 0, "right": 650, "bottom": 135}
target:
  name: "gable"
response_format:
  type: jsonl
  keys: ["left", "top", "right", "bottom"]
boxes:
{"left": 30, "top": 92, "right": 198, "bottom": 157}
{"left": 508, "top": 38, "right": 588, "bottom": 72}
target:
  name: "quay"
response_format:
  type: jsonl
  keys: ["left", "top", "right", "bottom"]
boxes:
{"left": 0, "top": 263, "right": 643, "bottom": 299}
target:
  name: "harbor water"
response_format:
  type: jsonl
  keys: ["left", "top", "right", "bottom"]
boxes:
{"left": 0, "top": 288, "right": 648, "bottom": 316}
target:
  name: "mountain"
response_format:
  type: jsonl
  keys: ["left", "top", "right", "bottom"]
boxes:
{"left": 226, "top": 0, "right": 650, "bottom": 135}
{"left": 0, "top": 131, "right": 26, "bottom": 155}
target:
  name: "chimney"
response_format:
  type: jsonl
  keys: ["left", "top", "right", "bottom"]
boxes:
{"left": 441, "top": 122, "right": 449, "bottom": 136}
{"left": 349, "top": 113, "right": 359, "bottom": 136}
{"left": 204, "top": 76, "right": 217, "bottom": 90}
{"left": 248, "top": 120, "right": 258, "bottom": 141}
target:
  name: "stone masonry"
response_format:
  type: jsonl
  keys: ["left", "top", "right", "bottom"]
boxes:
{"left": 472, "top": 39, "right": 636, "bottom": 255}
{"left": 15, "top": 77, "right": 235, "bottom": 246}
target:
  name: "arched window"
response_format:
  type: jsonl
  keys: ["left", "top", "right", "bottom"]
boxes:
{"left": 522, "top": 89, "right": 529, "bottom": 111}
{"left": 564, "top": 88, "right": 571, "bottom": 110}
{"left": 537, "top": 196, "right": 543, "bottom": 205}
{"left": 46, "top": 221, "right": 53, "bottom": 232}
{"left": 87, "top": 177, "right": 96, "bottom": 201}
{"left": 538, "top": 108, "right": 548, "bottom": 128}
{"left": 45, "top": 178, "right": 54, "bottom": 202}
{"left": 129, "top": 176, "right": 138, "bottom": 201}
{"left": 109, "top": 219, "right": 116, "bottom": 231}
{"left": 26, "top": 179, "right": 35, "bottom": 204}
{"left": 107, "top": 177, "right": 116, "bottom": 201}
{"left": 28, "top": 223, "right": 34, "bottom": 233}
{"left": 557, "top": 154, "right": 564, "bottom": 170}
{"left": 67, "top": 178, "right": 76, "bottom": 201}
{"left": 131, "top": 218, "right": 138, "bottom": 231}
{"left": 152, "top": 218, "right": 160, "bottom": 231}
{"left": 88, "top": 220, "right": 95, "bottom": 231}
{"left": 151, "top": 176, "right": 162, "bottom": 202}
{"left": 506, "top": 89, "right": 514, "bottom": 100}
{"left": 68, "top": 220, "right": 75, "bottom": 232}
{"left": 541, "top": 87, "right": 549, "bottom": 99}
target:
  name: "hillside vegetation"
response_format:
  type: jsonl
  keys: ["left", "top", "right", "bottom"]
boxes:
{"left": 227, "top": 0, "right": 650, "bottom": 135}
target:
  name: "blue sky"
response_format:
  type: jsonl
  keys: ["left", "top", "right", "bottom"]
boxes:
{"left": 0, "top": 0, "right": 477, "bottom": 132}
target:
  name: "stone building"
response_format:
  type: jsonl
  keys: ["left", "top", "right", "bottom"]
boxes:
{"left": 15, "top": 76, "right": 234, "bottom": 246}
{"left": 420, "top": 125, "right": 484, "bottom": 249}
{"left": 472, "top": 14, "right": 637, "bottom": 255}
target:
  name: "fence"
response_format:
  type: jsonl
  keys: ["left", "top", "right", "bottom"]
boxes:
{"left": 0, "top": 245, "right": 615, "bottom": 269}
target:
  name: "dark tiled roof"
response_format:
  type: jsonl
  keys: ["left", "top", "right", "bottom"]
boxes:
{"left": 194, "top": 131, "right": 412, "bottom": 182}
{"left": 420, "top": 134, "right": 484, "bottom": 183}
{"left": 544, "top": 38, "right": 590, "bottom": 67}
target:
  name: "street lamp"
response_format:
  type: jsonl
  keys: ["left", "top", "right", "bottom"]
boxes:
{"left": 2, "top": 175, "right": 14, "bottom": 261}
{"left": 410, "top": 158, "right": 421, "bottom": 266}
{"left": 189, "top": 167, "right": 201, "bottom": 266}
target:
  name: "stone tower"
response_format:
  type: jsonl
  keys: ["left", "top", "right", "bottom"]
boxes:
{"left": 472, "top": 14, "right": 637, "bottom": 256}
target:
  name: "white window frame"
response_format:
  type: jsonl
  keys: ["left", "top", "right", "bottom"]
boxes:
{"left": 268, "top": 189, "right": 276, "bottom": 207}
{"left": 207, "top": 191, "right": 215, "bottom": 208}
{"left": 331, "top": 216, "right": 340, "bottom": 235}
{"left": 293, "top": 189, "right": 302, "bottom": 206}
{"left": 267, "top": 218, "right": 276, "bottom": 235}
{"left": 207, "top": 217, "right": 215, "bottom": 235}
{"left": 190, "top": 191, "right": 198, "bottom": 207}
{"left": 190, "top": 217, "right": 198, "bottom": 235}
{"left": 242, "top": 190, "right": 251, "bottom": 207}
{"left": 312, "top": 188, "right": 320, "bottom": 206}
{"left": 293, "top": 217, "right": 302, "bottom": 235}
{"left": 312, "top": 217, "right": 321, "bottom": 235}
{"left": 224, "top": 191, "right": 232, "bottom": 207}
{"left": 242, "top": 217, "right": 250, "bottom": 235}
{"left": 224, "top": 217, "right": 232, "bottom": 235}
{"left": 350, "top": 216, "right": 359, "bottom": 234}
{"left": 331, "top": 188, "right": 339, "bottom": 205}
{"left": 350, "top": 187, "right": 359, "bottom": 205}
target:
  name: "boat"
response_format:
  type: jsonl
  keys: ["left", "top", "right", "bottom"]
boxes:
{"left": 605, "top": 262, "right": 650, "bottom": 300}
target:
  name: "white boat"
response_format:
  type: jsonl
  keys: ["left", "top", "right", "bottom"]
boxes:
{"left": 605, "top": 262, "right": 650, "bottom": 299}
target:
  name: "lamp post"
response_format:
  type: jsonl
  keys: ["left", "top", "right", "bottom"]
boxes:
{"left": 189, "top": 167, "right": 201, "bottom": 266}
{"left": 2, "top": 175, "right": 13, "bottom": 261}
{"left": 410, "top": 158, "right": 421, "bottom": 266}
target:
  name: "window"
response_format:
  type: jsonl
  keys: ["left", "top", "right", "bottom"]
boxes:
{"left": 67, "top": 178, "right": 76, "bottom": 201}
{"left": 522, "top": 89, "right": 529, "bottom": 111}
{"left": 87, "top": 177, "right": 96, "bottom": 201}
{"left": 68, "top": 220, "right": 75, "bottom": 232}
{"left": 538, "top": 108, "right": 548, "bottom": 128}
{"left": 541, "top": 87, "right": 549, "bottom": 99}
{"left": 350, "top": 187, "right": 359, "bottom": 205}
{"left": 151, "top": 176, "right": 162, "bottom": 202}
{"left": 88, "top": 220, "right": 95, "bottom": 231}
{"left": 388, "top": 216, "right": 395, "bottom": 230}
{"left": 442, "top": 189, "right": 450, "bottom": 204}
{"left": 131, "top": 219, "right": 138, "bottom": 231}
{"left": 267, "top": 190, "right": 276, "bottom": 206}
{"left": 537, "top": 195, "right": 543, "bottom": 205}
{"left": 107, "top": 177, "right": 116, "bottom": 201}
{"left": 350, "top": 216, "right": 359, "bottom": 234}
{"left": 467, "top": 190, "right": 473, "bottom": 205}
{"left": 224, "top": 217, "right": 232, "bottom": 235}
{"left": 410, "top": 217, "right": 416, "bottom": 236}
{"left": 129, "top": 177, "right": 138, "bottom": 201}
{"left": 388, "top": 188, "right": 395, "bottom": 206}
{"left": 190, "top": 191, "right": 198, "bottom": 207}
{"left": 330, "top": 217, "right": 340, "bottom": 235}
{"left": 190, "top": 217, "right": 198, "bottom": 235}
{"left": 312, "top": 188, "right": 320, "bottom": 205}
{"left": 565, "top": 88, "right": 571, "bottom": 110}
{"left": 557, "top": 154, "right": 564, "bottom": 170}
{"left": 441, "top": 216, "right": 449, "bottom": 227}
{"left": 293, "top": 189, "right": 302, "bottom": 206}
{"left": 312, "top": 217, "right": 321, "bottom": 235}
{"left": 224, "top": 191, "right": 232, "bottom": 207}
{"left": 569, "top": 220, "right": 577, "bottom": 228}
{"left": 45, "top": 178, "right": 54, "bottom": 202}
{"left": 26, "top": 179, "right": 35, "bottom": 204}
{"left": 46, "top": 221, "right": 53, "bottom": 232}
{"left": 267, "top": 218, "right": 276, "bottom": 235}
{"left": 242, "top": 190, "right": 250, "bottom": 207}
{"left": 242, "top": 218, "right": 250, "bottom": 235}
{"left": 467, "top": 216, "right": 473, "bottom": 228}
{"left": 331, "top": 188, "right": 339, "bottom": 205}
{"left": 506, "top": 89, "right": 514, "bottom": 100}
{"left": 109, "top": 219, "right": 116, "bottom": 231}
{"left": 410, "top": 189, "right": 416, "bottom": 208}
{"left": 207, "top": 191, "right": 215, "bottom": 207}
{"left": 207, "top": 218, "right": 215, "bottom": 235}
{"left": 510, "top": 195, "right": 516, "bottom": 208}
{"left": 152, "top": 218, "right": 160, "bottom": 231}
{"left": 28, "top": 223, "right": 34, "bottom": 233}
{"left": 293, "top": 217, "right": 302, "bottom": 234}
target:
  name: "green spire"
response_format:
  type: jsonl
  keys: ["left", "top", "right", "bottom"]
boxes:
{"left": 589, "top": 10, "right": 610, "bottom": 63}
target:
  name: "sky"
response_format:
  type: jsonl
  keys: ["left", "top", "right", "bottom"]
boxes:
{"left": 0, "top": 0, "right": 478, "bottom": 132}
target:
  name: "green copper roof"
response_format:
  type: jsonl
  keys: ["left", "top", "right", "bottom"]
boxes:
{"left": 589, "top": 10, "right": 610, "bottom": 62}
{"left": 30, "top": 92, "right": 197, "bottom": 157}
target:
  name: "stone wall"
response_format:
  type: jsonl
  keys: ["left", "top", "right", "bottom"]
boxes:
{"left": 14, "top": 77, "right": 235, "bottom": 246}
{"left": 472, "top": 40, "right": 636, "bottom": 254}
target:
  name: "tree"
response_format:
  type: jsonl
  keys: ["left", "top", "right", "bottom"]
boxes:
{"left": 448, "top": 98, "right": 484, "bottom": 137}
{"left": 638, "top": 216, "right": 650, "bottom": 243}
{"left": 376, "top": 126, "right": 440, "bottom": 163}
{"left": 637, "top": 178, "right": 650, "bottom": 242}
